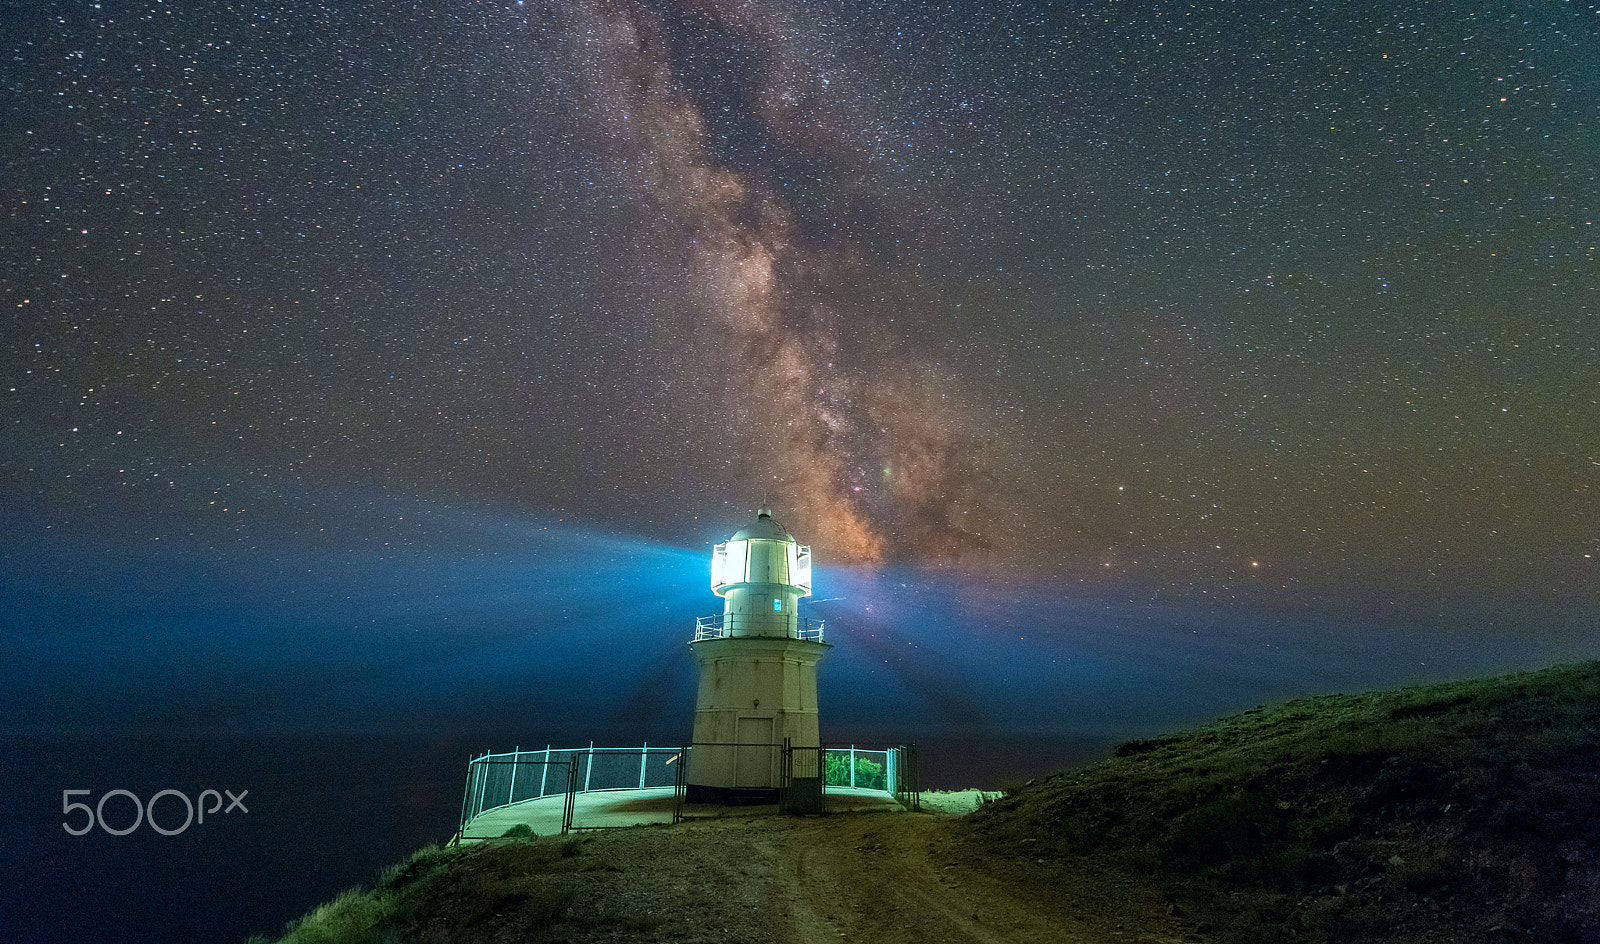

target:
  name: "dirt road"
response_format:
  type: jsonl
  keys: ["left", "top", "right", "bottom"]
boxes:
{"left": 770, "top": 813, "right": 1185, "bottom": 944}
{"left": 553, "top": 804, "right": 1195, "bottom": 944}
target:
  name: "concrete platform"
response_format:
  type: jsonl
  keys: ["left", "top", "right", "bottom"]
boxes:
{"left": 458, "top": 786, "right": 909, "bottom": 842}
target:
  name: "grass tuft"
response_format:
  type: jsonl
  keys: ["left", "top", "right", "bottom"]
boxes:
{"left": 276, "top": 888, "right": 395, "bottom": 944}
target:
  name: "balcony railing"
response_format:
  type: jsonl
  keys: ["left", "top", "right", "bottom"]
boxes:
{"left": 694, "top": 614, "right": 825, "bottom": 642}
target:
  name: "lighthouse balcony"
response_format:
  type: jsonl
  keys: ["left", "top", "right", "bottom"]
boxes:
{"left": 694, "top": 614, "right": 825, "bottom": 643}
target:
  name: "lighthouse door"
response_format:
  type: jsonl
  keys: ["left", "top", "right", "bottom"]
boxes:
{"left": 735, "top": 716, "right": 775, "bottom": 788}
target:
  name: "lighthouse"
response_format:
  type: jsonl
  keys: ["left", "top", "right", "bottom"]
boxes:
{"left": 686, "top": 507, "right": 829, "bottom": 804}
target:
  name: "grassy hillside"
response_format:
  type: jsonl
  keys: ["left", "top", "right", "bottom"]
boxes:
{"left": 245, "top": 833, "right": 665, "bottom": 944}
{"left": 252, "top": 662, "right": 1599, "bottom": 944}
{"left": 968, "top": 661, "right": 1600, "bottom": 943}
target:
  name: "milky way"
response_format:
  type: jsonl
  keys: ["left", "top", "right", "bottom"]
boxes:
{"left": 560, "top": 0, "right": 1001, "bottom": 562}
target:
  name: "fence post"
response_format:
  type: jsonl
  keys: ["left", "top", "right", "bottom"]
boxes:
{"left": 472, "top": 753, "right": 487, "bottom": 818}
{"left": 563, "top": 760, "right": 578, "bottom": 834}
{"left": 584, "top": 741, "right": 594, "bottom": 793}
{"left": 850, "top": 744, "right": 857, "bottom": 788}
{"left": 476, "top": 753, "right": 484, "bottom": 816}
{"left": 458, "top": 755, "right": 475, "bottom": 831}
{"left": 540, "top": 745, "right": 550, "bottom": 797}
{"left": 672, "top": 744, "right": 688, "bottom": 824}
{"left": 508, "top": 747, "right": 519, "bottom": 804}
{"left": 639, "top": 742, "right": 649, "bottom": 789}
{"left": 473, "top": 755, "right": 486, "bottom": 819}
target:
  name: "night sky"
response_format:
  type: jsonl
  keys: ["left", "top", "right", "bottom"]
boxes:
{"left": 6, "top": 0, "right": 1598, "bottom": 583}
{"left": 2, "top": 2, "right": 1598, "bottom": 941}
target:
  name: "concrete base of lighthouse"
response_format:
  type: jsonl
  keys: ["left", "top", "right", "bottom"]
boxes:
{"left": 685, "top": 635, "right": 830, "bottom": 804}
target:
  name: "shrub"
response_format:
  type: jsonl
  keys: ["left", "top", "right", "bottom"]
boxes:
{"left": 824, "top": 752, "right": 887, "bottom": 790}
{"left": 1161, "top": 790, "right": 1295, "bottom": 883}
{"left": 376, "top": 843, "right": 457, "bottom": 892}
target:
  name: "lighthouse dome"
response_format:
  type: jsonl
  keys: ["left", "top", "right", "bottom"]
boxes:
{"left": 730, "top": 506, "right": 794, "bottom": 543}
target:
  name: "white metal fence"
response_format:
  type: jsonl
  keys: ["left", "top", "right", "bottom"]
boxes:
{"left": 459, "top": 744, "right": 683, "bottom": 830}
{"left": 458, "top": 741, "right": 919, "bottom": 832}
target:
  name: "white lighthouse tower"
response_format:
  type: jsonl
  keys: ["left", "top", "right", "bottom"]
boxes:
{"left": 686, "top": 507, "right": 829, "bottom": 804}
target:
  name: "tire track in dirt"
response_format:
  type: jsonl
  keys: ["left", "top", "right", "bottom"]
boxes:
{"left": 763, "top": 814, "right": 1109, "bottom": 944}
